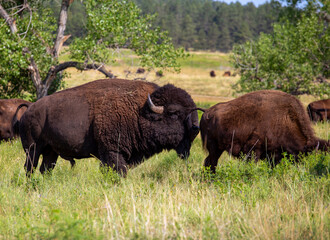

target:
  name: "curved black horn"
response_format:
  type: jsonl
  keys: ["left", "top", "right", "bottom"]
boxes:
{"left": 147, "top": 94, "right": 164, "bottom": 114}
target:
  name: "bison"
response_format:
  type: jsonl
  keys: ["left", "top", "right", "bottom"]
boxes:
{"left": 210, "top": 70, "right": 216, "bottom": 77}
{"left": 222, "top": 71, "right": 231, "bottom": 77}
{"left": 307, "top": 99, "right": 330, "bottom": 122}
{"left": 18, "top": 79, "right": 199, "bottom": 176}
{"left": 200, "top": 90, "right": 329, "bottom": 173}
{"left": 0, "top": 99, "right": 30, "bottom": 142}
{"left": 136, "top": 68, "right": 146, "bottom": 74}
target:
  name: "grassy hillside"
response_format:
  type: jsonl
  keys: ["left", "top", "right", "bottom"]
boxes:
{"left": 0, "top": 51, "right": 329, "bottom": 239}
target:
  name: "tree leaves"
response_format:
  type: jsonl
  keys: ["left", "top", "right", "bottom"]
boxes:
{"left": 232, "top": 12, "right": 330, "bottom": 97}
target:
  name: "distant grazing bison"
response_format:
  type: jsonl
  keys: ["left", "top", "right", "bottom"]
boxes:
{"left": 222, "top": 71, "right": 231, "bottom": 77}
{"left": 307, "top": 99, "right": 330, "bottom": 122}
{"left": 200, "top": 90, "right": 329, "bottom": 173}
{"left": 0, "top": 99, "right": 30, "bottom": 142}
{"left": 210, "top": 70, "right": 216, "bottom": 77}
{"left": 18, "top": 79, "right": 199, "bottom": 176}
{"left": 136, "top": 68, "right": 145, "bottom": 74}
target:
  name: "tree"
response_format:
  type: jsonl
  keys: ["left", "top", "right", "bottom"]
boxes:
{"left": 232, "top": 10, "right": 329, "bottom": 97}
{"left": 0, "top": 0, "right": 185, "bottom": 100}
{"left": 180, "top": 15, "right": 196, "bottom": 50}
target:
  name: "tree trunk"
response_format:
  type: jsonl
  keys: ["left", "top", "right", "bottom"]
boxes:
{"left": 37, "top": 61, "right": 115, "bottom": 99}
{"left": 0, "top": 4, "right": 18, "bottom": 34}
{"left": 53, "top": 0, "right": 74, "bottom": 58}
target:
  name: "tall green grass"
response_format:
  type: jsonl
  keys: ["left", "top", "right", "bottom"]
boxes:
{"left": 0, "top": 128, "right": 329, "bottom": 239}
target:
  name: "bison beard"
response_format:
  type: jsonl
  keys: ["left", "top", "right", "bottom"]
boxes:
{"left": 18, "top": 79, "right": 199, "bottom": 177}
{"left": 200, "top": 90, "right": 329, "bottom": 173}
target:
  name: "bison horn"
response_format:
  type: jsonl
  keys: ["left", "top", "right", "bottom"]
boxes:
{"left": 147, "top": 94, "right": 164, "bottom": 114}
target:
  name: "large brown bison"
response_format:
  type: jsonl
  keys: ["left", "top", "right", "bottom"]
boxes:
{"left": 200, "top": 90, "right": 329, "bottom": 173}
{"left": 307, "top": 99, "right": 330, "bottom": 122}
{"left": 18, "top": 79, "right": 199, "bottom": 176}
{"left": 0, "top": 99, "right": 30, "bottom": 142}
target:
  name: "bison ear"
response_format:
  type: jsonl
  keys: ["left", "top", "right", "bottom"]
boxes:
{"left": 147, "top": 94, "right": 164, "bottom": 114}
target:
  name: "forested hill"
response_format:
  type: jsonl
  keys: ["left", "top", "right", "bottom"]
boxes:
{"left": 48, "top": 0, "right": 282, "bottom": 52}
{"left": 134, "top": 0, "right": 282, "bottom": 52}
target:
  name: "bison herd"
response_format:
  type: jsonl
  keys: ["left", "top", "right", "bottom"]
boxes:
{"left": 1, "top": 78, "right": 329, "bottom": 177}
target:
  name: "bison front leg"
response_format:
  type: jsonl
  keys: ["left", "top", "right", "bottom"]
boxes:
{"left": 100, "top": 151, "right": 128, "bottom": 177}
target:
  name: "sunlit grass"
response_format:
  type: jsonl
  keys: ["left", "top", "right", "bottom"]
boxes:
{"left": 0, "top": 133, "right": 329, "bottom": 239}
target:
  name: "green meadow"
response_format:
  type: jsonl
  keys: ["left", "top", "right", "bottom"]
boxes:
{"left": 0, "top": 51, "right": 329, "bottom": 239}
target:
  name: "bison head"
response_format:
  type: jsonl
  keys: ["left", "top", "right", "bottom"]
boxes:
{"left": 142, "top": 84, "right": 199, "bottom": 159}
{"left": 307, "top": 105, "right": 323, "bottom": 122}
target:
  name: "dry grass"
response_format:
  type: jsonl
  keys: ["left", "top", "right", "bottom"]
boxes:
{"left": 63, "top": 52, "right": 238, "bottom": 105}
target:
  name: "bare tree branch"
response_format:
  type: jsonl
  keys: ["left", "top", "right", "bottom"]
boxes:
{"left": 44, "top": 61, "right": 115, "bottom": 81}
{"left": 0, "top": 3, "right": 17, "bottom": 34}
{"left": 53, "top": 0, "right": 74, "bottom": 58}
{"left": 22, "top": 47, "right": 43, "bottom": 96}
{"left": 18, "top": 3, "right": 32, "bottom": 41}
{"left": 39, "top": 61, "right": 116, "bottom": 98}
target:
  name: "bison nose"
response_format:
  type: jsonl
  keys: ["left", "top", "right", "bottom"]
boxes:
{"left": 192, "top": 125, "right": 199, "bottom": 131}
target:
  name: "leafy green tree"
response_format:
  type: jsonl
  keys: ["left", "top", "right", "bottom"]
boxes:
{"left": 180, "top": 15, "right": 196, "bottom": 50}
{"left": 232, "top": 12, "right": 329, "bottom": 96}
{"left": 0, "top": 0, "right": 185, "bottom": 100}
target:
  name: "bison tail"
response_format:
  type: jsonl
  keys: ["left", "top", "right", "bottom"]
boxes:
{"left": 189, "top": 107, "right": 206, "bottom": 113}
{"left": 12, "top": 103, "right": 30, "bottom": 137}
{"left": 199, "top": 115, "right": 208, "bottom": 152}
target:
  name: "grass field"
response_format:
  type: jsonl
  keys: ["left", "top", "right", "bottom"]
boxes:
{"left": 0, "top": 51, "right": 329, "bottom": 239}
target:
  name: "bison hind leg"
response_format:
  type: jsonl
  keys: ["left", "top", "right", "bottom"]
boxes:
{"left": 204, "top": 148, "right": 223, "bottom": 174}
{"left": 24, "top": 143, "right": 42, "bottom": 177}
{"left": 40, "top": 146, "right": 59, "bottom": 174}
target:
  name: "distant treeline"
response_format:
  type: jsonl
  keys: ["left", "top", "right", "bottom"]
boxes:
{"left": 134, "top": 0, "right": 282, "bottom": 52}
{"left": 47, "top": 0, "right": 282, "bottom": 52}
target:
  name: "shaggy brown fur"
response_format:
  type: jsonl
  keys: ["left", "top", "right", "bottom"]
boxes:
{"left": 307, "top": 99, "right": 330, "bottom": 122}
{"left": 200, "top": 90, "right": 329, "bottom": 173}
{"left": 0, "top": 99, "right": 30, "bottom": 141}
{"left": 19, "top": 79, "right": 199, "bottom": 176}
